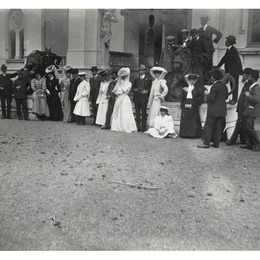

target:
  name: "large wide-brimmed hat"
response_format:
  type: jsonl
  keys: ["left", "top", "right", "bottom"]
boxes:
{"left": 45, "top": 65, "right": 55, "bottom": 74}
{"left": 64, "top": 65, "right": 73, "bottom": 73}
{"left": 118, "top": 67, "right": 130, "bottom": 77}
{"left": 209, "top": 69, "right": 223, "bottom": 80}
{"left": 226, "top": 35, "right": 236, "bottom": 45}
{"left": 99, "top": 68, "right": 110, "bottom": 77}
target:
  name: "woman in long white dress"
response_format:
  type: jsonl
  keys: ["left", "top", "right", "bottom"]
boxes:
{"left": 146, "top": 67, "right": 168, "bottom": 129}
{"left": 110, "top": 67, "right": 137, "bottom": 133}
{"left": 95, "top": 69, "right": 110, "bottom": 126}
{"left": 73, "top": 72, "right": 91, "bottom": 125}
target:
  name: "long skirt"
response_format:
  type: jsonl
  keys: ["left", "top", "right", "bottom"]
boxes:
{"left": 61, "top": 91, "right": 71, "bottom": 122}
{"left": 47, "top": 93, "right": 63, "bottom": 121}
{"left": 179, "top": 106, "right": 202, "bottom": 138}
{"left": 32, "top": 93, "right": 50, "bottom": 117}
{"left": 96, "top": 100, "right": 108, "bottom": 126}
{"left": 147, "top": 98, "right": 161, "bottom": 128}
{"left": 111, "top": 94, "right": 137, "bottom": 133}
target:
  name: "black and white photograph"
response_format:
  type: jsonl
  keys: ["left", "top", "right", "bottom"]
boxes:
{"left": 1, "top": 2, "right": 260, "bottom": 255}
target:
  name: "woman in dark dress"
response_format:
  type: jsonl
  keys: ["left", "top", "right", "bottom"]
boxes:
{"left": 45, "top": 65, "right": 63, "bottom": 121}
{"left": 179, "top": 74, "right": 204, "bottom": 138}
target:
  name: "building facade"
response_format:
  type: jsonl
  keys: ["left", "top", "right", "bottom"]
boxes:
{"left": 0, "top": 9, "right": 259, "bottom": 80}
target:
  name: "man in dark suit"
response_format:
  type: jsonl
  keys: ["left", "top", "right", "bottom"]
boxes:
{"left": 179, "top": 29, "right": 191, "bottom": 47}
{"left": 0, "top": 64, "right": 18, "bottom": 119}
{"left": 89, "top": 66, "right": 101, "bottom": 125}
{"left": 132, "top": 64, "right": 152, "bottom": 132}
{"left": 198, "top": 16, "right": 222, "bottom": 69}
{"left": 225, "top": 68, "right": 253, "bottom": 145}
{"left": 101, "top": 69, "right": 118, "bottom": 129}
{"left": 187, "top": 28, "right": 211, "bottom": 86}
{"left": 240, "top": 70, "right": 260, "bottom": 151}
{"left": 217, "top": 35, "right": 243, "bottom": 105}
{"left": 68, "top": 68, "right": 81, "bottom": 123}
{"left": 197, "top": 69, "right": 228, "bottom": 148}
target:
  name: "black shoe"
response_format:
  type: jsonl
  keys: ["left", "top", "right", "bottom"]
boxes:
{"left": 197, "top": 144, "right": 210, "bottom": 148}
{"left": 7, "top": 117, "right": 11, "bottom": 119}
{"left": 253, "top": 146, "right": 260, "bottom": 152}
{"left": 1, "top": 116, "right": 6, "bottom": 119}
{"left": 101, "top": 125, "right": 110, "bottom": 129}
{"left": 211, "top": 144, "right": 219, "bottom": 148}
{"left": 225, "top": 140, "right": 234, "bottom": 146}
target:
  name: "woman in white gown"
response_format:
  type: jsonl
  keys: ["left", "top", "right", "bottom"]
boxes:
{"left": 146, "top": 67, "right": 168, "bottom": 129}
{"left": 149, "top": 106, "right": 178, "bottom": 138}
{"left": 96, "top": 69, "right": 110, "bottom": 126}
{"left": 111, "top": 67, "right": 137, "bottom": 133}
{"left": 73, "top": 72, "right": 91, "bottom": 125}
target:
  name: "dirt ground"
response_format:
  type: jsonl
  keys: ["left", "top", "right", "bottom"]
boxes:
{"left": 0, "top": 117, "right": 260, "bottom": 251}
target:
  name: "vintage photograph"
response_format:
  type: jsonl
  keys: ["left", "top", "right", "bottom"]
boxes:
{"left": 0, "top": 5, "right": 260, "bottom": 253}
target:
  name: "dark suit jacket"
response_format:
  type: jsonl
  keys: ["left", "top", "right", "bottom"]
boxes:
{"left": 13, "top": 78, "right": 31, "bottom": 99}
{"left": 106, "top": 79, "right": 117, "bottom": 103}
{"left": 237, "top": 81, "right": 250, "bottom": 115}
{"left": 0, "top": 73, "right": 18, "bottom": 95}
{"left": 206, "top": 81, "right": 228, "bottom": 117}
{"left": 198, "top": 25, "right": 222, "bottom": 53}
{"left": 69, "top": 76, "right": 81, "bottom": 101}
{"left": 217, "top": 46, "right": 243, "bottom": 77}
{"left": 89, "top": 76, "right": 101, "bottom": 103}
{"left": 243, "top": 83, "right": 260, "bottom": 118}
{"left": 132, "top": 76, "right": 152, "bottom": 103}
{"left": 188, "top": 37, "right": 211, "bottom": 66}
{"left": 36, "top": 50, "right": 62, "bottom": 70}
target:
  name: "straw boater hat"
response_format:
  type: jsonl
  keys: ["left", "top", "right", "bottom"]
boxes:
{"left": 166, "top": 36, "right": 175, "bottom": 40}
{"left": 181, "top": 29, "right": 189, "bottom": 35}
{"left": 160, "top": 105, "right": 169, "bottom": 112}
{"left": 78, "top": 72, "right": 86, "bottom": 77}
{"left": 90, "top": 66, "right": 98, "bottom": 71}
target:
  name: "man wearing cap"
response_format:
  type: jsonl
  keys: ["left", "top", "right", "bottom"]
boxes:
{"left": 197, "top": 69, "right": 228, "bottom": 148}
{"left": 101, "top": 68, "right": 118, "bottom": 129}
{"left": 89, "top": 66, "right": 101, "bottom": 125}
{"left": 226, "top": 68, "right": 253, "bottom": 145}
{"left": 179, "top": 29, "right": 191, "bottom": 47}
{"left": 198, "top": 16, "right": 222, "bottom": 69}
{"left": 0, "top": 64, "right": 18, "bottom": 119}
{"left": 68, "top": 69, "right": 81, "bottom": 123}
{"left": 240, "top": 70, "right": 260, "bottom": 151}
{"left": 217, "top": 35, "right": 243, "bottom": 105}
{"left": 187, "top": 28, "right": 211, "bottom": 85}
{"left": 132, "top": 64, "right": 152, "bottom": 132}
{"left": 159, "top": 36, "right": 178, "bottom": 91}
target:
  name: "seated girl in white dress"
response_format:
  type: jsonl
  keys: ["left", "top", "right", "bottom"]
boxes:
{"left": 148, "top": 106, "right": 178, "bottom": 139}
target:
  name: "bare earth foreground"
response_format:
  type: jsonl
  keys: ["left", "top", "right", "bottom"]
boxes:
{"left": 0, "top": 117, "right": 260, "bottom": 251}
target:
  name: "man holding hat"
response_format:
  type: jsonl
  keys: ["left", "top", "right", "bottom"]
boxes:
{"left": 217, "top": 35, "right": 243, "bottom": 105}
{"left": 159, "top": 36, "right": 178, "bottom": 92}
{"left": 101, "top": 68, "right": 118, "bottom": 129}
{"left": 197, "top": 69, "right": 228, "bottom": 148}
{"left": 132, "top": 64, "right": 152, "bottom": 132}
{"left": 0, "top": 64, "right": 18, "bottom": 119}
{"left": 241, "top": 69, "right": 260, "bottom": 151}
{"left": 89, "top": 66, "right": 101, "bottom": 125}
{"left": 226, "top": 68, "right": 253, "bottom": 145}
{"left": 198, "top": 15, "right": 222, "bottom": 69}
{"left": 68, "top": 68, "right": 81, "bottom": 123}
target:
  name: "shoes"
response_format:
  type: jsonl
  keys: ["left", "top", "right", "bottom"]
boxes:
{"left": 25, "top": 118, "right": 30, "bottom": 121}
{"left": 253, "top": 146, "right": 260, "bottom": 152}
{"left": 197, "top": 144, "right": 210, "bottom": 148}
{"left": 101, "top": 125, "right": 110, "bottom": 129}
{"left": 211, "top": 144, "right": 219, "bottom": 148}
{"left": 1, "top": 116, "right": 6, "bottom": 119}
{"left": 225, "top": 140, "right": 234, "bottom": 146}
{"left": 7, "top": 117, "right": 11, "bottom": 119}
{"left": 240, "top": 144, "right": 252, "bottom": 150}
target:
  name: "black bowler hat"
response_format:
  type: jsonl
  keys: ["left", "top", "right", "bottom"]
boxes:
{"left": 199, "top": 15, "right": 210, "bottom": 20}
{"left": 91, "top": 66, "right": 98, "bottom": 71}
{"left": 226, "top": 35, "right": 236, "bottom": 45}
{"left": 243, "top": 68, "right": 253, "bottom": 75}
{"left": 209, "top": 69, "right": 223, "bottom": 80}
{"left": 190, "top": 28, "right": 199, "bottom": 36}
